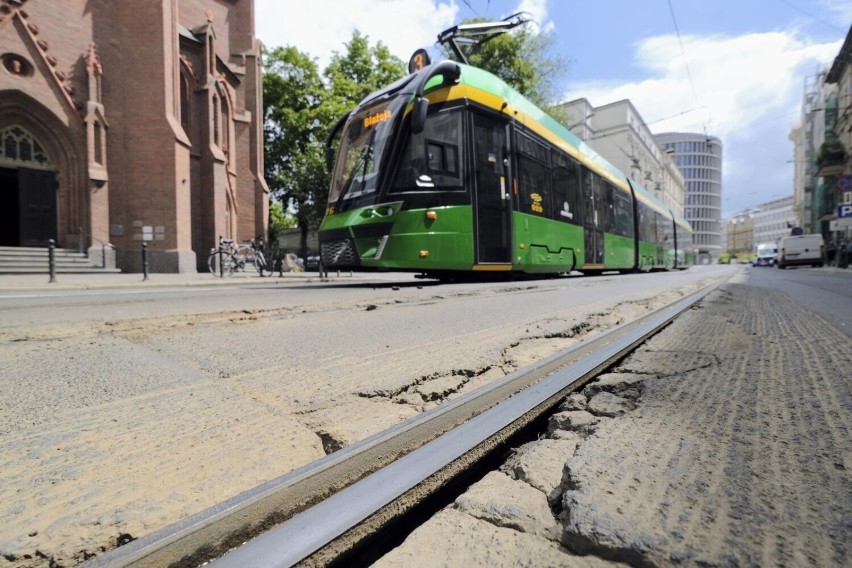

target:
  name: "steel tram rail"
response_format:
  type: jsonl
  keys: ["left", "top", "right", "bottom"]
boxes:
{"left": 84, "top": 279, "right": 725, "bottom": 568}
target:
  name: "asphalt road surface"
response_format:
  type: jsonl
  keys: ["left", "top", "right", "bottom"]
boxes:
{"left": 743, "top": 264, "right": 852, "bottom": 337}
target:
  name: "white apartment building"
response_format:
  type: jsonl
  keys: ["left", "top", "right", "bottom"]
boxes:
{"left": 560, "top": 98, "right": 685, "bottom": 218}
{"left": 753, "top": 196, "right": 795, "bottom": 246}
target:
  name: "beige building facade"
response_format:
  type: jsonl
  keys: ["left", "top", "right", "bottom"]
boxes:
{"left": 560, "top": 98, "right": 685, "bottom": 218}
{"left": 0, "top": 0, "right": 267, "bottom": 272}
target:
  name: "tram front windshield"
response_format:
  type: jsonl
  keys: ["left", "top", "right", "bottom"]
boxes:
{"left": 328, "top": 97, "right": 406, "bottom": 209}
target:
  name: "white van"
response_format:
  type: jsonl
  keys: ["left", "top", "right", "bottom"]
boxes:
{"left": 753, "top": 242, "right": 777, "bottom": 267}
{"left": 777, "top": 234, "right": 824, "bottom": 269}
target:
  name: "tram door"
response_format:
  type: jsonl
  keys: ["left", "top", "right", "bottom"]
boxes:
{"left": 582, "top": 168, "right": 604, "bottom": 266}
{"left": 472, "top": 113, "right": 512, "bottom": 265}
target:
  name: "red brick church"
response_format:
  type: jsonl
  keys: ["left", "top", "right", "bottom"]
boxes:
{"left": 0, "top": 0, "right": 267, "bottom": 272}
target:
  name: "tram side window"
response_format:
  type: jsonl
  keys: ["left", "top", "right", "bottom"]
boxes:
{"left": 517, "top": 132, "right": 550, "bottom": 217}
{"left": 551, "top": 150, "right": 581, "bottom": 226}
{"left": 659, "top": 213, "right": 670, "bottom": 243}
{"left": 638, "top": 203, "right": 656, "bottom": 242}
{"left": 613, "top": 189, "right": 633, "bottom": 237}
{"left": 391, "top": 109, "right": 463, "bottom": 192}
{"left": 426, "top": 140, "right": 458, "bottom": 174}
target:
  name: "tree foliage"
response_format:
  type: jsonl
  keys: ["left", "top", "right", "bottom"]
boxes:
{"left": 262, "top": 33, "right": 405, "bottom": 251}
{"left": 445, "top": 19, "right": 570, "bottom": 122}
{"left": 262, "top": 45, "right": 326, "bottom": 227}
{"left": 324, "top": 31, "right": 406, "bottom": 109}
{"left": 268, "top": 200, "right": 296, "bottom": 233}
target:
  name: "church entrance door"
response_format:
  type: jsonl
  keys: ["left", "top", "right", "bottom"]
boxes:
{"left": 0, "top": 125, "right": 59, "bottom": 247}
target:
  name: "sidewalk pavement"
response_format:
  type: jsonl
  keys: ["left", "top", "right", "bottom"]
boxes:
{"left": 2, "top": 264, "right": 848, "bottom": 293}
{"left": 0, "top": 269, "right": 387, "bottom": 292}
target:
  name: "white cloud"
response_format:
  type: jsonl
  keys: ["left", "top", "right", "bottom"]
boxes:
{"left": 255, "top": 0, "right": 458, "bottom": 69}
{"left": 562, "top": 30, "right": 843, "bottom": 215}
{"left": 565, "top": 31, "right": 842, "bottom": 138}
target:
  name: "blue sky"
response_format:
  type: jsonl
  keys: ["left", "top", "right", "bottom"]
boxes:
{"left": 255, "top": 0, "right": 850, "bottom": 217}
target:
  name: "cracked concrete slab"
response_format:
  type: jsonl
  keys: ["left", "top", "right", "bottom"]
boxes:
{"left": 617, "top": 349, "right": 719, "bottom": 376}
{"left": 454, "top": 471, "right": 560, "bottom": 540}
{"left": 378, "top": 282, "right": 851, "bottom": 567}
{"left": 297, "top": 396, "right": 421, "bottom": 453}
{"left": 373, "top": 508, "right": 621, "bottom": 568}
{"left": 582, "top": 372, "right": 651, "bottom": 399}
{"left": 0, "top": 270, "right": 723, "bottom": 567}
{"left": 548, "top": 411, "right": 601, "bottom": 436}
{"left": 500, "top": 436, "right": 581, "bottom": 497}
{"left": 586, "top": 392, "right": 636, "bottom": 417}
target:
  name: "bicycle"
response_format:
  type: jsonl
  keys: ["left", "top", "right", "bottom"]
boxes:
{"left": 208, "top": 237, "right": 267, "bottom": 277}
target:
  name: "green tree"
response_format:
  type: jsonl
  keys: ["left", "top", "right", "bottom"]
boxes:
{"left": 446, "top": 19, "right": 570, "bottom": 122}
{"left": 262, "top": 45, "right": 328, "bottom": 259}
{"left": 262, "top": 33, "right": 406, "bottom": 262}
{"left": 268, "top": 199, "right": 296, "bottom": 234}
{"left": 324, "top": 31, "right": 406, "bottom": 111}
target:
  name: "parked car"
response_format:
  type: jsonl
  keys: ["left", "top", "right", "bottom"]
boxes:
{"left": 753, "top": 243, "right": 777, "bottom": 267}
{"left": 777, "top": 234, "right": 824, "bottom": 269}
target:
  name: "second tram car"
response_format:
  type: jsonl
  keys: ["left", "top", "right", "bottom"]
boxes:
{"left": 318, "top": 60, "right": 694, "bottom": 279}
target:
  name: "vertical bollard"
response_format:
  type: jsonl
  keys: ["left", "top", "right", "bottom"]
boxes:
{"left": 142, "top": 242, "right": 149, "bottom": 281}
{"left": 218, "top": 235, "right": 224, "bottom": 278}
{"left": 48, "top": 239, "right": 57, "bottom": 283}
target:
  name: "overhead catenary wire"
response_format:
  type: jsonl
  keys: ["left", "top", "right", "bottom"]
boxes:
{"left": 665, "top": 0, "right": 712, "bottom": 135}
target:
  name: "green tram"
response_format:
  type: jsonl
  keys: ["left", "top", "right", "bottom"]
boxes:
{"left": 318, "top": 60, "right": 694, "bottom": 279}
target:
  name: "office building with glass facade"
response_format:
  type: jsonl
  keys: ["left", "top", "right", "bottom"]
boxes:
{"left": 654, "top": 133, "right": 723, "bottom": 263}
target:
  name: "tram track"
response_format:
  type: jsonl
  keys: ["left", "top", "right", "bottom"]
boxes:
{"left": 83, "top": 279, "right": 723, "bottom": 568}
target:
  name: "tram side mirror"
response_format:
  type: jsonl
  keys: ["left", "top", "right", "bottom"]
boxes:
{"left": 325, "top": 147, "right": 335, "bottom": 173}
{"left": 411, "top": 98, "right": 429, "bottom": 135}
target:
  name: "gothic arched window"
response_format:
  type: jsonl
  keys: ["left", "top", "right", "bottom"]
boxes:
{"left": 0, "top": 125, "right": 53, "bottom": 168}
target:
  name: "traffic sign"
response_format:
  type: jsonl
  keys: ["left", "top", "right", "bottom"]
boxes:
{"left": 838, "top": 203, "right": 852, "bottom": 218}
{"left": 839, "top": 175, "right": 852, "bottom": 192}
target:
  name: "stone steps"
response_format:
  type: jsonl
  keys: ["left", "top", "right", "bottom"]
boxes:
{"left": 0, "top": 246, "right": 121, "bottom": 274}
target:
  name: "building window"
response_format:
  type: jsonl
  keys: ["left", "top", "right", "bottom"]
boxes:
{"left": 0, "top": 125, "right": 52, "bottom": 168}
{"left": 208, "top": 36, "right": 215, "bottom": 76}
{"left": 94, "top": 122, "right": 103, "bottom": 165}
{"left": 212, "top": 94, "right": 220, "bottom": 147}
{"left": 220, "top": 93, "right": 229, "bottom": 155}
{"left": 180, "top": 73, "right": 191, "bottom": 134}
